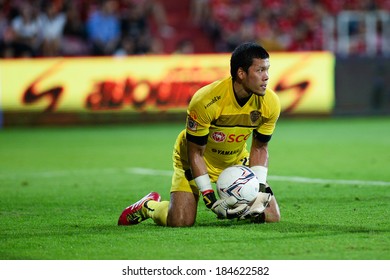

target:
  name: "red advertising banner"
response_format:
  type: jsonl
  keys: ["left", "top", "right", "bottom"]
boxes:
{"left": 0, "top": 52, "right": 334, "bottom": 114}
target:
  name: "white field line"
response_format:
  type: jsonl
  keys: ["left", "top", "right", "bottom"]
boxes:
{"left": 127, "top": 168, "right": 390, "bottom": 187}
{"left": 1, "top": 167, "right": 390, "bottom": 187}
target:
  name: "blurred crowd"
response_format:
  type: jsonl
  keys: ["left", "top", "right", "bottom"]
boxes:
{"left": 0, "top": 0, "right": 173, "bottom": 57}
{"left": 196, "top": 0, "right": 389, "bottom": 53}
{"left": 0, "top": 0, "right": 389, "bottom": 58}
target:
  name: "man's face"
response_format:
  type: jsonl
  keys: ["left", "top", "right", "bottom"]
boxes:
{"left": 242, "top": 58, "right": 270, "bottom": 96}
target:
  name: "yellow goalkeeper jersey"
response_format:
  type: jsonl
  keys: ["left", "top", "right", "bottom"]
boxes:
{"left": 177, "top": 76, "right": 280, "bottom": 178}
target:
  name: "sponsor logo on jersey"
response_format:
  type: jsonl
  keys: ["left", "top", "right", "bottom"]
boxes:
{"left": 211, "top": 148, "right": 240, "bottom": 155}
{"left": 227, "top": 132, "right": 251, "bottom": 143}
{"left": 204, "top": 96, "right": 221, "bottom": 109}
{"left": 210, "top": 132, "right": 252, "bottom": 143}
{"left": 211, "top": 131, "right": 226, "bottom": 143}
{"left": 250, "top": 110, "right": 261, "bottom": 124}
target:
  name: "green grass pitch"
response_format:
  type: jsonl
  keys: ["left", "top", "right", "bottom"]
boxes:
{"left": 0, "top": 117, "right": 389, "bottom": 260}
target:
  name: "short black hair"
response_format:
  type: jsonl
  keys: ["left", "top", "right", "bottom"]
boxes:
{"left": 230, "top": 42, "right": 269, "bottom": 81}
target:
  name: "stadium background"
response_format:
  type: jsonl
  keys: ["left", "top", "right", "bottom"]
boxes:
{"left": 1, "top": 0, "right": 390, "bottom": 264}
{"left": 1, "top": 0, "right": 390, "bottom": 125}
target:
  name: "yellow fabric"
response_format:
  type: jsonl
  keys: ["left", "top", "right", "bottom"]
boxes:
{"left": 171, "top": 130, "right": 249, "bottom": 193}
{"left": 170, "top": 76, "right": 280, "bottom": 194}
{"left": 144, "top": 200, "right": 169, "bottom": 226}
{"left": 186, "top": 76, "right": 280, "bottom": 169}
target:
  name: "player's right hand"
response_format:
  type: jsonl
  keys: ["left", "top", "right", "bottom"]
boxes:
{"left": 211, "top": 196, "right": 249, "bottom": 219}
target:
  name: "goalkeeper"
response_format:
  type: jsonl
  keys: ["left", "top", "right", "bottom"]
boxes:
{"left": 118, "top": 42, "right": 281, "bottom": 227}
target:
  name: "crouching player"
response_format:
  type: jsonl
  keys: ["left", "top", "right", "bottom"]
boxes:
{"left": 118, "top": 42, "right": 281, "bottom": 227}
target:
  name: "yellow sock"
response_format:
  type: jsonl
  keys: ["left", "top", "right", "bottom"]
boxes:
{"left": 143, "top": 200, "right": 169, "bottom": 226}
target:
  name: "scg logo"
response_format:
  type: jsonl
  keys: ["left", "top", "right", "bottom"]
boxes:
{"left": 228, "top": 133, "right": 251, "bottom": 143}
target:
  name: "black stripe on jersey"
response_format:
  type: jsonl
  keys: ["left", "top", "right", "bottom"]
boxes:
{"left": 212, "top": 123, "right": 258, "bottom": 128}
{"left": 253, "top": 130, "right": 272, "bottom": 143}
{"left": 211, "top": 114, "right": 262, "bottom": 128}
{"left": 186, "top": 132, "right": 209, "bottom": 146}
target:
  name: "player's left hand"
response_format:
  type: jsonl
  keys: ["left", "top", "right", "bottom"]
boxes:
{"left": 211, "top": 196, "right": 249, "bottom": 219}
{"left": 239, "top": 192, "right": 271, "bottom": 220}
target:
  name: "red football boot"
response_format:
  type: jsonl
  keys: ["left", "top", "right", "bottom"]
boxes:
{"left": 117, "top": 192, "right": 161, "bottom": 226}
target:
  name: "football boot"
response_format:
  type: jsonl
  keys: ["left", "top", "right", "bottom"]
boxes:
{"left": 117, "top": 192, "right": 161, "bottom": 226}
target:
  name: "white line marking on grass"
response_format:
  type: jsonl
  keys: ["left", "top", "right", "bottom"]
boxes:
{"left": 268, "top": 175, "right": 390, "bottom": 186}
{"left": 1, "top": 167, "right": 389, "bottom": 187}
{"left": 125, "top": 167, "right": 173, "bottom": 176}
{"left": 126, "top": 167, "right": 390, "bottom": 187}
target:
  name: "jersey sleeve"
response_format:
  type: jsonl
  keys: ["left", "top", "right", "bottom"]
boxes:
{"left": 185, "top": 85, "right": 216, "bottom": 137}
{"left": 257, "top": 89, "right": 281, "bottom": 136}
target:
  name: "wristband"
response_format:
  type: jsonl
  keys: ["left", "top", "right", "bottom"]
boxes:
{"left": 251, "top": 165, "right": 268, "bottom": 185}
{"left": 203, "top": 191, "right": 217, "bottom": 209}
{"left": 194, "top": 174, "right": 213, "bottom": 193}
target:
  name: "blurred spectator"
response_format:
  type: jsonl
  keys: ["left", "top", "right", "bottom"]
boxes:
{"left": 148, "top": 37, "right": 164, "bottom": 54}
{"left": 39, "top": 1, "right": 66, "bottom": 56}
{"left": 174, "top": 39, "right": 195, "bottom": 54}
{"left": 136, "top": 31, "right": 154, "bottom": 53}
{"left": 214, "top": 0, "right": 244, "bottom": 52}
{"left": 133, "top": 0, "right": 174, "bottom": 38}
{"left": 86, "top": 0, "right": 121, "bottom": 56}
{"left": 206, "top": 0, "right": 332, "bottom": 52}
{"left": 118, "top": 0, "right": 173, "bottom": 54}
{"left": 114, "top": 35, "right": 136, "bottom": 56}
{"left": 119, "top": 0, "right": 151, "bottom": 54}
{"left": 0, "top": 0, "right": 388, "bottom": 57}
{"left": 347, "top": 19, "right": 368, "bottom": 55}
{"left": 190, "top": 0, "right": 210, "bottom": 26}
{"left": 9, "top": 2, "right": 41, "bottom": 57}
{"left": 0, "top": 1, "right": 12, "bottom": 57}
{"left": 62, "top": 1, "right": 90, "bottom": 56}
{"left": 252, "top": 9, "right": 287, "bottom": 51}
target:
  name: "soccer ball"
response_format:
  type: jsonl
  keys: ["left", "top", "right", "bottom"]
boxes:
{"left": 216, "top": 165, "right": 259, "bottom": 204}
